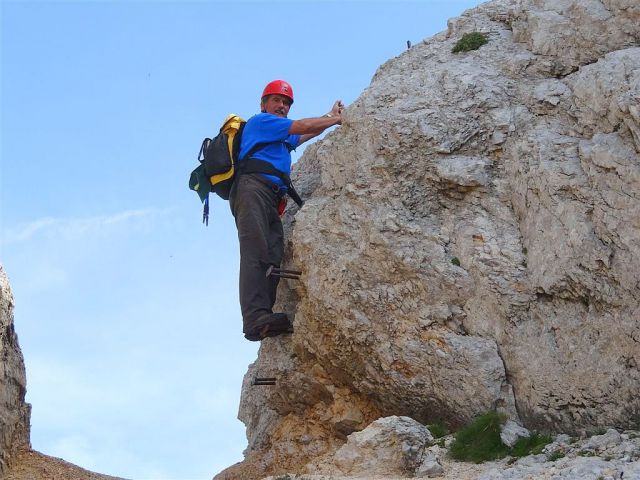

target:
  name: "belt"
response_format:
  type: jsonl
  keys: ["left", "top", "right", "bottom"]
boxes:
{"left": 237, "top": 158, "right": 304, "bottom": 207}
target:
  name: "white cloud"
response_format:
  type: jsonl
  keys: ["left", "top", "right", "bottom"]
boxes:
{"left": 2, "top": 208, "right": 173, "bottom": 245}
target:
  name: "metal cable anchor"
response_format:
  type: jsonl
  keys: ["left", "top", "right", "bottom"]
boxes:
{"left": 266, "top": 266, "right": 302, "bottom": 280}
{"left": 253, "top": 377, "right": 276, "bottom": 386}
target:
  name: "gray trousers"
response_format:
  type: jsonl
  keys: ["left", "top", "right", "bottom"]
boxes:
{"left": 229, "top": 174, "right": 283, "bottom": 334}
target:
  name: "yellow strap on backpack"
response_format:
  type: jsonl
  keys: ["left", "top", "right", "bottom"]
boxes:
{"left": 210, "top": 114, "right": 245, "bottom": 185}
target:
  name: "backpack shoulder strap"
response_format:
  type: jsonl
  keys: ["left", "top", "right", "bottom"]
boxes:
{"left": 197, "top": 137, "right": 211, "bottom": 163}
{"left": 240, "top": 142, "right": 270, "bottom": 162}
{"left": 238, "top": 138, "right": 291, "bottom": 162}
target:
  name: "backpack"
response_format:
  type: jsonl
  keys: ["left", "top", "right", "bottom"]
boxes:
{"left": 188, "top": 114, "right": 243, "bottom": 224}
{"left": 189, "top": 113, "right": 304, "bottom": 225}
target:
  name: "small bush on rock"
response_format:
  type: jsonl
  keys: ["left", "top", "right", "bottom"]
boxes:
{"left": 452, "top": 32, "right": 488, "bottom": 53}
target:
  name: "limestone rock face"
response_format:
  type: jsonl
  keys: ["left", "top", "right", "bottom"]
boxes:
{"left": 217, "top": 0, "right": 640, "bottom": 478}
{"left": 0, "top": 265, "right": 31, "bottom": 474}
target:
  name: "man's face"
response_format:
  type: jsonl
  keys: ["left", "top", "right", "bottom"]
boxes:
{"left": 262, "top": 94, "right": 292, "bottom": 118}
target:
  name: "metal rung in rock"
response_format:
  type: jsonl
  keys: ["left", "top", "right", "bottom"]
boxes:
{"left": 266, "top": 266, "right": 302, "bottom": 280}
{"left": 253, "top": 377, "right": 276, "bottom": 386}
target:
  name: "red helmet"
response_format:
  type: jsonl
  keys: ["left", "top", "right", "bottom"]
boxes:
{"left": 262, "top": 80, "right": 294, "bottom": 103}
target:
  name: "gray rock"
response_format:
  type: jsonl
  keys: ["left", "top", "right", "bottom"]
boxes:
{"left": 0, "top": 265, "right": 31, "bottom": 474}
{"left": 583, "top": 429, "right": 623, "bottom": 451}
{"left": 415, "top": 449, "right": 445, "bottom": 478}
{"left": 435, "top": 155, "right": 491, "bottom": 187}
{"left": 500, "top": 420, "right": 530, "bottom": 448}
{"left": 332, "top": 416, "right": 434, "bottom": 477}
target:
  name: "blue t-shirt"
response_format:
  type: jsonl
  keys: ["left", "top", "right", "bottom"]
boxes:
{"left": 238, "top": 113, "right": 301, "bottom": 191}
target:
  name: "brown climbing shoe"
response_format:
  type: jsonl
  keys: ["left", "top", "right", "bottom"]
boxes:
{"left": 244, "top": 313, "right": 293, "bottom": 341}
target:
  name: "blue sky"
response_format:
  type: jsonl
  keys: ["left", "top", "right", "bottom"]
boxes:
{"left": 1, "top": 1, "right": 481, "bottom": 478}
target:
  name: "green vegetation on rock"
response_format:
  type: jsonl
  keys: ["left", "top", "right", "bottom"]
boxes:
{"left": 510, "top": 433, "right": 552, "bottom": 457}
{"left": 428, "top": 423, "right": 449, "bottom": 439}
{"left": 452, "top": 32, "right": 488, "bottom": 53}
{"left": 449, "top": 412, "right": 552, "bottom": 463}
{"left": 450, "top": 412, "right": 509, "bottom": 462}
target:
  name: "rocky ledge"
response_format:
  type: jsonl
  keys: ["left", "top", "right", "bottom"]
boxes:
{"left": 264, "top": 416, "right": 640, "bottom": 479}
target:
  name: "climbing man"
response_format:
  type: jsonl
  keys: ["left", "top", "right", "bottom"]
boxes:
{"left": 230, "top": 79, "right": 343, "bottom": 341}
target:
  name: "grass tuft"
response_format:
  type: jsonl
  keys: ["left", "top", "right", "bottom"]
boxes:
{"left": 428, "top": 423, "right": 449, "bottom": 439}
{"left": 449, "top": 412, "right": 553, "bottom": 463}
{"left": 449, "top": 412, "right": 509, "bottom": 463}
{"left": 451, "top": 257, "right": 461, "bottom": 266}
{"left": 452, "top": 32, "right": 488, "bottom": 53}
{"left": 510, "top": 433, "right": 552, "bottom": 457}
{"left": 548, "top": 450, "right": 566, "bottom": 462}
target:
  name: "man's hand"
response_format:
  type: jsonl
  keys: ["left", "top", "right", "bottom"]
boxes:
{"left": 291, "top": 100, "right": 346, "bottom": 144}
{"left": 327, "top": 100, "right": 344, "bottom": 124}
